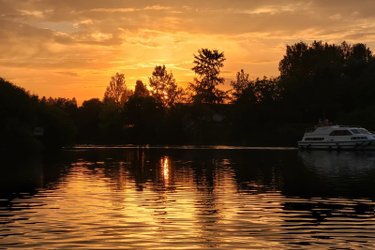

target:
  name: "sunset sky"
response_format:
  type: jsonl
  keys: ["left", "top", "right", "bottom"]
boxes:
{"left": 2, "top": 0, "right": 375, "bottom": 103}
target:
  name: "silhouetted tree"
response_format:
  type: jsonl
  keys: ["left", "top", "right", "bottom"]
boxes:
{"left": 231, "top": 69, "right": 281, "bottom": 106}
{"left": 134, "top": 80, "right": 150, "bottom": 97}
{"left": 348, "top": 43, "right": 372, "bottom": 64}
{"left": 104, "top": 72, "right": 132, "bottom": 105}
{"left": 277, "top": 40, "right": 375, "bottom": 127}
{"left": 149, "top": 65, "right": 183, "bottom": 108}
{"left": 231, "top": 69, "right": 251, "bottom": 102}
{"left": 44, "top": 97, "right": 78, "bottom": 128}
{"left": 279, "top": 41, "right": 309, "bottom": 79}
{"left": 230, "top": 72, "right": 283, "bottom": 145}
{"left": 4, "top": 42, "right": 375, "bottom": 148}
{"left": 124, "top": 82, "right": 163, "bottom": 143}
{"left": 0, "top": 78, "right": 78, "bottom": 152}
{"left": 99, "top": 100, "right": 125, "bottom": 143}
{"left": 254, "top": 77, "right": 282, "bottom": 105}
{"left": 344, "top": 43, "right": 373, "bottom": 77}
{"left": 190, "top": 49, "right": 227, "bottom": 104}
{"left": 76, "top": 98, "right": 104, "bottom": 143}
{"left": 37, "top": 100, "right": 76, "bottom": 149}
{"left": 278, "top": 41, "right": 346, "bottom": 121}
{"left": 0, "top": 78, "right": 39, "bottom": 152}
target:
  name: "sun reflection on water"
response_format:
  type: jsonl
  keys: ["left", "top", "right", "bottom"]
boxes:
{"left": 3, "top": 149, "right": 375, "bottom": 249}
{"left": 161, "top": 156, "right": 170, "bottom": 186}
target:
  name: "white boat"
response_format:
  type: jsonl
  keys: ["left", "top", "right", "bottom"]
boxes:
{"left": 298, "top": 125, "right": 375, "bottom": 150}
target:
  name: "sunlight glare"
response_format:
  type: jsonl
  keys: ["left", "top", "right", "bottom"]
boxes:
{"left": 161, "top": 156, "right": 170, "bottom": 185}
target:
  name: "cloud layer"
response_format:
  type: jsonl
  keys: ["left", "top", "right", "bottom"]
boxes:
{"left": 2, "top": 0, "right": 375, "bottom": 102}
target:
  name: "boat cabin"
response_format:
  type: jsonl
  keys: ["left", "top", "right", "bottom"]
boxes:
{"left": 298, "top": 125, "right": 375, "bottom": 150}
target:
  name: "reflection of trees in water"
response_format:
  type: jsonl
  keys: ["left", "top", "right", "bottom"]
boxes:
{"left": 258, "top": 151, "right": 375, "bottom": 246}
{"left": 0, "top": 157, "right": 44, "bottom": 220}
{"left": 66, "top": 148, "right": 375, "bottom": 199}
{"left": 0, "top": 153, "right": 74, "bottom": 198}
{"left": 0, "top": 154, "right": 73, "bottom": 226}
{"left": 4, "top": 148, "right": 375, "bottom": 248}
{"left": 299, "top": 151, "right": 375, "bottom": 173}
{"left": 8, "top": 149, "right": 375, "bottom": 209}
{"left": 0, "top": 158, "right": 43, "bottom": 196}
{"left": 280, "top": 196, "right": 375, "bottom": 248}
{"left": 288, "top": 151, "right": 375, "bottom": 198}
{"left": 230, "top": 150, "right": 288, "bottom": 194}
{"left": 191, "top": 158, "right": 221, "bottom": 247}
{"left": 280, "top": 151, "right": 375, "bottom": 241}
{"left": 85, "top": 148, "right": 236, "bottom": 246}
{"left": 61, "top": 149, "right": 290, "bottom": 204}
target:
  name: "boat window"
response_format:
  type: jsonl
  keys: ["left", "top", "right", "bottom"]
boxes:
{"left": 350, "top": 129, "right": 360, "bottom": 134}
{"left": 351, "top": 136, "right": 367, "bottom": 140}
{"left": 305, "top": 137, "right": 324, "bottom": 141}
{"left": 329, "top": 130, "right": 352, "bottom": 136}
{"left": 359, "top": 129, "right": 371, "bottom": 134}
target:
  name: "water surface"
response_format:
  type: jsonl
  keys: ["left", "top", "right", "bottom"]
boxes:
{"left": 1, "top": 147, "right": 375, "bottom": 249}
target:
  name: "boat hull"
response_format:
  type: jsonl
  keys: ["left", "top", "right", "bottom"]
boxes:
{"left": 298, "top": 140, "right": 375, "bottom": 150}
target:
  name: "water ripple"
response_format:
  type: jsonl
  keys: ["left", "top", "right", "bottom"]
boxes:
{"left": 1, "top": 149, "right": 375, "bottom": 248}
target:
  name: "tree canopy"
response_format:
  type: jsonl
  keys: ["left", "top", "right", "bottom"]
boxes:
{"left": 278, "top": 41, "right": 375, "bottom": 122}
{"left": 4, "top": 42, "right": 375, "bottom": 149}
{"left": 134, "top": 80, "right": 150, "bottom": 97}
{"left": 103, "top": 72, "right": 132, "bottom": 105}
{"left": 149, "top": 65, "right": 182, "bottom": 108}
{"left": 190, "top": 48, "right": 226, "bottom": 104}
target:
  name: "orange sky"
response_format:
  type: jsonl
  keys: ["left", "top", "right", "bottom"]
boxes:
{"left": 2, "top": 0, "right": 375, "bottom": 104}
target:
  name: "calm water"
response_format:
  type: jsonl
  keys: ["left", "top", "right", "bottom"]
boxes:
{"left": 2, "top": 147, "right": 375, "bottom": 249}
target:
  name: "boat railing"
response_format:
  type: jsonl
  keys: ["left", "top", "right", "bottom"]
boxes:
{"left": 305, "top": 124, "right": 337, "bottom": 132}
{"left": 305, "top": 124, "right": 367, "bottom": 133}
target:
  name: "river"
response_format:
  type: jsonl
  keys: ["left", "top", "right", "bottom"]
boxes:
{"left": 1, "top": 146, "right": 375, "bottom": 249}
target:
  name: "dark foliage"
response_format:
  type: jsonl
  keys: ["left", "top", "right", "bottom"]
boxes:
{"left": 0, "top": 78, "right": 76, "bottom": 153}
{"left": 76, "top": 98, "right": 104, "bottom": 143}
{"left": 3, "top": 41, "right": 375, "bottom": 149}
{"left": 149, "top": 65, "right": 182, "bottom": 108}
{"left": 278, "top": 41, "right": 375, "bottom": 123}
{"left": 123, "top": 91, "right": 164, "bottom": 144}
{"left": 190, "top": 49, "right": 227, "bottom": 104}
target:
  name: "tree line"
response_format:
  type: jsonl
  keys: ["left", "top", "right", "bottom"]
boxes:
{"left": 2, "top": 41, "right": 375, "bottom": 152}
